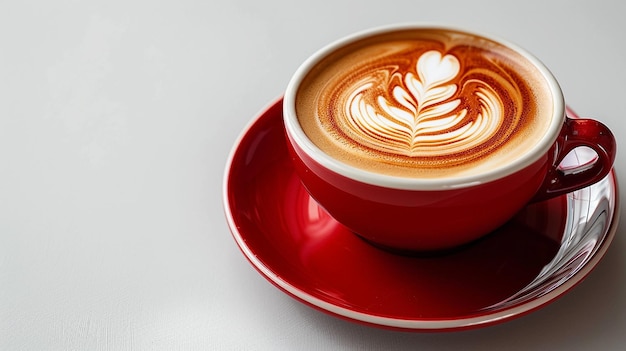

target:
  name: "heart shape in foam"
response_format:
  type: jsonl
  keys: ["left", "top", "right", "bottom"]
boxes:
{"left": 416, "top": 50, "right": 460, "bottom": 90}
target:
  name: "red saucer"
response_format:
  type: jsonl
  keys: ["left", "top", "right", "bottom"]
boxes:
{"left": 223, "top": 97, "right": 619, "bottom": 331}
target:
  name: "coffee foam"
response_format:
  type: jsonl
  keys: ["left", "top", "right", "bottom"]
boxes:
{"left": 296, "top": 29, "right": 554, "bottom": 178}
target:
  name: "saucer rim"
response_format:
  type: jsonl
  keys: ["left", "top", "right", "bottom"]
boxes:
{"left": 223, "top": 97, "right": 620, "bottom": 331}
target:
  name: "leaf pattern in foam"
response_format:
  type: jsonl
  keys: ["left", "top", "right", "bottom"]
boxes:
{"left": 344, "top": 50, "right": 504, "bottom": 157}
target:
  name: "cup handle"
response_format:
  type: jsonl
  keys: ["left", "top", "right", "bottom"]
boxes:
{"left": 532, "top": 117, "right": 616, "bottom": 202}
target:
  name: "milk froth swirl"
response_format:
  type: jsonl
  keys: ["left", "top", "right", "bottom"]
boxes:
{"left": 341, "top": 50, "right": 509, "bottom": 158}
{"left": 297, "top": 31, "right": 549, "bottom": 178}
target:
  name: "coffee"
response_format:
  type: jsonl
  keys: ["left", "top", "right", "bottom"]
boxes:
{"left": 295, "top": 28, "right": 554, "bottom": 178}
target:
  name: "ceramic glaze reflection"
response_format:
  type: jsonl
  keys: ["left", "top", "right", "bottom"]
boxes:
{"left": 343, "top": 50, "right": 506, "bottom": 157}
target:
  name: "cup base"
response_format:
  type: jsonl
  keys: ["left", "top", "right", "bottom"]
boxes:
{"left": 355, "top": 232, "right": 487, "bottom": 257}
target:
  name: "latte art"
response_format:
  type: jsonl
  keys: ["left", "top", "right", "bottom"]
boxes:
{"left": 296, "top": 29, "right": 553, "bottom": 178}
{"left": 342, "top": 50, "right": 508, "bottom": 158}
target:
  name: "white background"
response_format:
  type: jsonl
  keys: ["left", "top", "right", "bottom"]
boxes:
{"left": 1, "top": 0, "right": 625, "bottom": 350}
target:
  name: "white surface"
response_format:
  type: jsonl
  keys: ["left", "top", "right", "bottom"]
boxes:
{"left": 1, "top": 0, "right": 625, "bottom": 350}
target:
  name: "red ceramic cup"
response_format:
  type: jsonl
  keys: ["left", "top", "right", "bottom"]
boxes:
{"left": 283, "top": 24, "right": 616, "bottom": 252}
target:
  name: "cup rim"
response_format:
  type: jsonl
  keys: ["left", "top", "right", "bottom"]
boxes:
{"left": 283, "top": 23, "right": 566, "bottom": 191}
